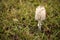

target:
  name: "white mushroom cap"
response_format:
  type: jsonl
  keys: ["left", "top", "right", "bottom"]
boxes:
{"left": 35, "top": 5, "right": 46, "bottom": 21}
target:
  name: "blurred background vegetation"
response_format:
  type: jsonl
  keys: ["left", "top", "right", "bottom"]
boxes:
{"left": 0, "top": 0, "right": 60, "bottom": 40}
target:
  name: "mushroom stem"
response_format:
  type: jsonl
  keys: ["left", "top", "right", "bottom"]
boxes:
{"left": 38, "top": 20, "right": 42, "bottom": 31}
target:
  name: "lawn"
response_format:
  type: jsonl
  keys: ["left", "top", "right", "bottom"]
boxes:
{"left": 0, "top": 0, "right": 60, "bottom": 40}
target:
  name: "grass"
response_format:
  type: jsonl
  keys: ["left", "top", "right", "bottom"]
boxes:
{"left": 0, "top": 0, "right": 60, "bottom": 40}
